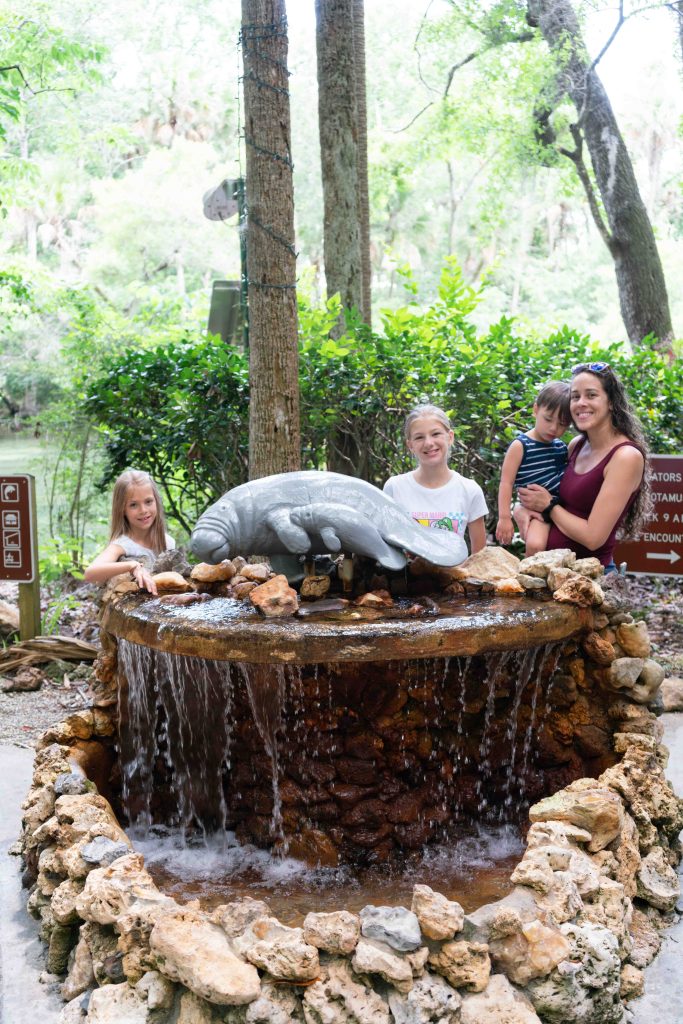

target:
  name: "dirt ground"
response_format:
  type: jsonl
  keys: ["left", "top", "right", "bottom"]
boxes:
{"left": 1, "top": 573, "right": 682, "bottom": 748}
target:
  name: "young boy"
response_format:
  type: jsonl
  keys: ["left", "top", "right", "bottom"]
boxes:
{"left": 496, "top": 381, "right": 571, "bottom": 556}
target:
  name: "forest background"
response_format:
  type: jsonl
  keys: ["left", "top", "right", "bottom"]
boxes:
{"left": 2, "top": 0, "right": 683, "bottom": 574}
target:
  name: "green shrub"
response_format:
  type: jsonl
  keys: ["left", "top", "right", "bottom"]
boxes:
{"left": 84, "top": 260, "right": 683, "bottom": 530}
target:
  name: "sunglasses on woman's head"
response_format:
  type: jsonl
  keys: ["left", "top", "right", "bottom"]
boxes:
{"left": 571, "top": 361, "right": 610, "bottom": 374}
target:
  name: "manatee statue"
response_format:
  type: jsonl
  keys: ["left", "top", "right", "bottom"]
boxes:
{"left": 191, "top": 471, "right": 468, "bottom": 570}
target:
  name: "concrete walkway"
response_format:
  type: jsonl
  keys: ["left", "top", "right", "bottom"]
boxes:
{"left": 0, "top": 745, "right": 61, "bottom": 1023}
{"left": 1, "top": 718, "right": 682, "bottom": 1024}
{"left": 628, "top": 713, "right": 683, "bottom": 1023}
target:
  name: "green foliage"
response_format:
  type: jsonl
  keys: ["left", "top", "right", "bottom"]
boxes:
{"left": 83, "top": 260, "right": 683, "bottom": 531}
{"left": 84, "top": 334, "right": 250, "bottom": 533}
{"left": 39, "top": 537, "right": 85, "bottom": 585}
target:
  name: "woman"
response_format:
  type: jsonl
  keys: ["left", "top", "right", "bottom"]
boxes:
{"left": 517, "top": 362, "right": 651, "bottom": 570}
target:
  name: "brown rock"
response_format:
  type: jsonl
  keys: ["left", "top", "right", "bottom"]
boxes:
{"left": 528, "top": 783, "right": 624, "bottom": 852}
{"left": 300, "top": 575, "right": 331, "bottom": 600}
{"left": 573, "top": 557, "right": 604, "bottom": 578}
{"left": 411, "top": 884, "right": 464, "bottom": 940}
{"left": 286, "top": 828, "right": 339, "bottom": 867}
{"left": 152, "top": 572, "right": 192, "bottom": 594}
{"left": 2, "top": 666, "right": 44, "bottom": 692}
{"left": 581, "top": 631, "right": 615, "bottom": 666}
{"left": 660, "top": 676, "right": 683, "bottom": 712}
{"left": 0, "top": 598, "right": 20, "bottom": 636}
{"left": 190, "top": 560, "right": 236, "bottom": 583}
{"left": 620, "top": 963, "right": 644, "bottom": 1000}
{"left": 249, "top": 575, "right": 298, "bottom": 617}
{"left": 232, "top": 581, "right": 258, "bottom": 599}
{"left": 449, "top": 546, "right": 521, "bottom": 582}
{"left": 241, "top": 563, "right": 272, "bottom": 583}
{"left": 553, "top": 575, "right": 604, "bottom": 608}
{"left": 628, "top": 906, "right": 662, "bottom": 968}
{"left": 518, "top": 549, "right": 576, "bottom": 578}
{"left": 494, "top": 576, "right": 525, "bottom": 595}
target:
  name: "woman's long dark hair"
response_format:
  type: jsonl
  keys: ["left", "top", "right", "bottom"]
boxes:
{"left": 570, "top": 365, "right": 652, "bottom": 541}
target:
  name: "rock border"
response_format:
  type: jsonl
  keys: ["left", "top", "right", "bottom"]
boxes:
{"left": 18, "top": 552, "right": 683, "bottom": 1024}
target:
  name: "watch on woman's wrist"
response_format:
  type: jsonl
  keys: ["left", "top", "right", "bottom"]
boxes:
{"left": 542, "top": 496, "right": 560, "bottom": 523}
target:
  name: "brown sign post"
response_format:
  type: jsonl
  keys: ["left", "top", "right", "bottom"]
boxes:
{"left": 614, "top": 455, "right": 683, "bottom": 577}
{"left": 0, "top": 474, "right": 41, "bottom": 638}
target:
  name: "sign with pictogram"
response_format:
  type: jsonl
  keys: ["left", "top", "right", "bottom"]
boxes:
{"left": 614, "top": 455, "right": 683, "bottom": 577}
{"left": 0, "top": 474, "right": 37, "bottom": 582}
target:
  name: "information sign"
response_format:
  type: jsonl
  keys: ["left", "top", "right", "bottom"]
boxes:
{"left": 614, "top": 455, "right": 683, "bottom": 577}
{"left": 0, "top": 474, "right": 37, "bottom": 582}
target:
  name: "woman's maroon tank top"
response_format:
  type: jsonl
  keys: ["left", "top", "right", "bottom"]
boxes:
{"left": 547, "top": 438, "right": 640, "bottom": 565}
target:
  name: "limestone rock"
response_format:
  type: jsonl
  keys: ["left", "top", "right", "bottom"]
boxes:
{"left": 616, "top": 621, "right": 651, "bottom": 658}
{"left": 620, "top": 963, "right": 644, "bottom": 1001}
{"left": 525, "top": 820, "right": 592, "bottom": 849}
{"left": 176, "top": 990, "right": 215, "bottom": 1023}
{"left": 80, "top": 836, "right": 130, "bottom": 867}
{"left": 535, "top": 872, "right": 584, "bottom": 925}
{"left": 462, "top": 887, "right": 539, "bottom": 944}
{"left": 303, "top": 910, "right": 360, "bottom": 955}
{"left": 529, "top": 783, "right": 624, "bottom": 852}
{"left": 245, "top": 919, "right": 319, "bottom": 982}
{"left": 572, "top": 558, "right": 604, "bottom": 578}
{"left": 51, "top": 877, "right": 85, "bottom": 925}
{"left": 58, "top": 996, "right": 87, "bottom": 1022}
{"left": 54, "top": 793, "right": 123, "bottom": 842}
{"left": 191, "top": 560, "right": 236, "bottom": 583}
{"left": 152, "top": 571, "right": 192, "bottom": 593}
{"left": 489, "top": 918, "right": 572, "bottom": 986}
{"left": 359, "top": 904, "right": 422, "bottom": 951}
{"left": 211, "top": 898, "right": 272, "bottom": 938}
{"left": 245, "top": 981, "right": 304, "bottom": 1023}
{"left": 428, "top": 940, "right": 491, "bottom": 992}
{"left": 249, "top": 575, "right": 298, "bottom": 617}
{"left": 47, "top": 922, "right": 78, "bottom": 974}
{"left": 553, "top": 575, "right": 604, "bottom": 608}
{"left": 136, "top": 969, "right": 176, "bottom": 1010}
{"left": 411, "top": 884, "right": 464, "bottom": 941}
{"left": 61, "top": 933, "right": 94, "bottom": 1001}
{"left": 352, "top": 936, "right": 414, "bottom": 993}
{"left": 300, "top": 575, "right": 331, "bottom": 600}
{"left": 660, "top": 676, "right": 683, "bottom": 712}
{"left": 302, "top": 957, "right": 390, "bottom": 1024}
{"left": 74, "top": 854, "right": 159, "bottom": 925}
{"left": 87, "top": 982, "right": 149, "bottom": 1023}
{"left": 518, "top": 573, "right": 547, "bottom": 591}
{"left": 628, "top": 907, "right": 662, "bottom": 968}
{"left": 547, "top": 567, "right": 576, "bottom": 592}
{"left": 629, "top": 659, "right": 665, "bottom": 704}
{"left": 607, "top": 657, "right": 644, "bottom": 692}
{"left": 460, "top": 973, "right": 542, "bottom": 1024}
{"left": 577, "top": 877, "right": 633, "bottom": 960}
{"left": 449, "top": 546, "right": 521, "bottom": 582}
{"left": 518, "top": 549, "right": 576, "bottom": 578}
{"left": 388, "top": 972, "right": 462, "bottom": 1024}
{"left": 526, "top": 921, "right": 622, "bottom": 1024}
{"left": 149, "top": 907, "right": 260, "bottom": 1004}
{"left": 636, "top": 846, "right": 681, "bottom": 911}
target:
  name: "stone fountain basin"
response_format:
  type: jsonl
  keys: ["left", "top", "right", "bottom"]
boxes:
{"left": 101, "top": 593, "right": 593, "bottom": 664}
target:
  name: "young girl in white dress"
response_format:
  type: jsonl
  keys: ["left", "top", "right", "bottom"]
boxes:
{"left": 84, "top": 470, "right": 175, "bottom": 595}
{"left": 383, "top": 404, "right": 488, "bottom": 560}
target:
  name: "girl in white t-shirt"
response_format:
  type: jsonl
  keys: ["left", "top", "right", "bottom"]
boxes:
{"left": 383, "top": 404, "right": 488, "bottom": 555}
{"left": 84, "top": 470, "right": 175, "bottom": 595}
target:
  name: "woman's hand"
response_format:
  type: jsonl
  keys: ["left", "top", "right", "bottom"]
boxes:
{"left": 131, "top": 562, "right": 158, "bottom": 596}
{"left": 518, "top": 483, "right": 553, "bottom": 513}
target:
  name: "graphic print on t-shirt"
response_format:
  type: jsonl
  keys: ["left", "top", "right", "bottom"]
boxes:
{"left": 412, "top": 511, "right": 467, "bottom": 536}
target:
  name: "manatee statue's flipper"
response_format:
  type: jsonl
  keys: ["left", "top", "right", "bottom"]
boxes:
{"left": 265, "top": 509, "right": 312, "bottom": 552}
{"left": 320, "top": 526, "right": 342, "bottom": 552}
{"left": 292, "top": 504, "right": 407, "bottom": 570}
{"left": 382, "top": 515, "right": 468, "bottom": 567}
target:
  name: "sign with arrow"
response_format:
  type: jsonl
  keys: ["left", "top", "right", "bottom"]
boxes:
{"left": 614, "top": 455, "right": 683, "bottom": 577}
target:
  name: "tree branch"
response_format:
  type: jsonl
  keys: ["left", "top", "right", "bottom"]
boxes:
{"left": 0, "top": 64, "right": 33, "bottom": 93}
{"left": 558, "top": 124, "right": 614, "bottom": 252}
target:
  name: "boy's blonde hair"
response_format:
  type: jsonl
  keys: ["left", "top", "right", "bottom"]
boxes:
{"left": 535, "top": 381, "right": 570, "bottom": 423}
{"left": 403, "top": 404, "right": 452, "bottom": 441}
{"left": 109, "top": 469, "right": 168, "bottom": 553}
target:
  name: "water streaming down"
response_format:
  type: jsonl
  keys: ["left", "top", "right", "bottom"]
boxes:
{"left": 118, "top": 639, "right": 568, "bottom": 858}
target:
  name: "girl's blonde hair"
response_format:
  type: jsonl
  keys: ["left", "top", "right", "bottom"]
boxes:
{"left": 403, "top": 403, "right": 452, "bottom": 440}
{"left": 109, "top": 470, "right": 168, "bottom": 553}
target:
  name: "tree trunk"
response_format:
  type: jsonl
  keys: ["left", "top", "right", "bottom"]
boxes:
{"left": 353, "top": 0, "right": 372, "bottom": 326}
{"left": 528, "top": 0, "right": 674, "bottom": 352}
{"left": 315, "top": 0, "right": 362, "bottom": 335}
{"left": 241, "top": 0, "right": 301, "bottom": 479}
